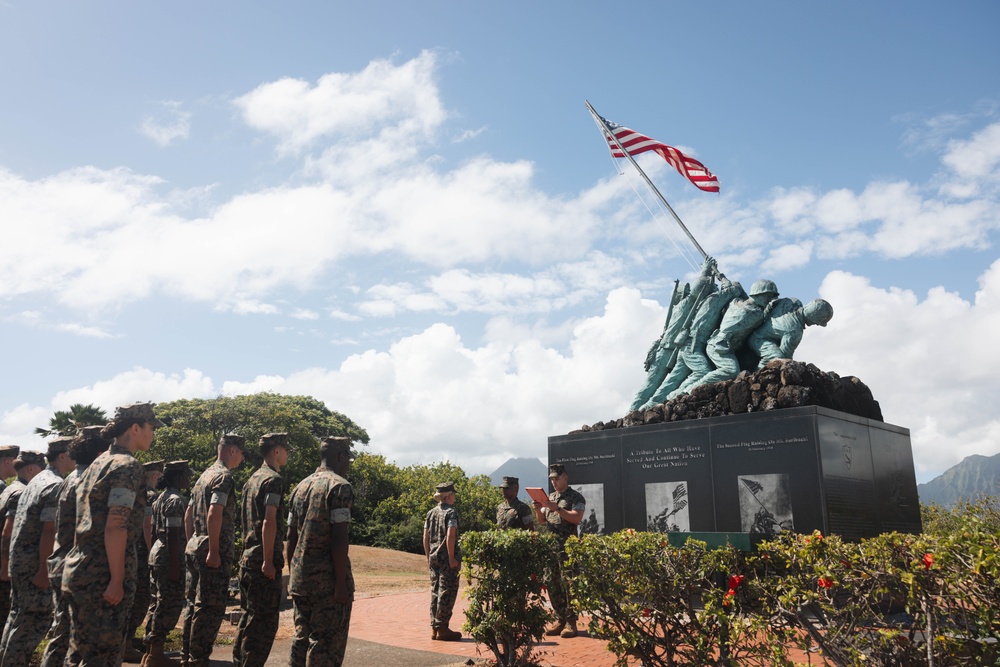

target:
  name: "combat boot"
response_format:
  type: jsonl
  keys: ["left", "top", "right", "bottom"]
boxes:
{"left": 143, "top": 643, "right": 180, "bottom": 667}
{"left": 559, "top": 620, "right": 578, "bottom": 638}
{"left": 544, "top": 620, "right": 565, "bottom": 636}
{"left": 123, "top": 644, "right": 145, "bottom": 663}
{"left": 435, "top": 626, "right": 462, "bottom": 641}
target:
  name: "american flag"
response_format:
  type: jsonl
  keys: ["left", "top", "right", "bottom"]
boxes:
{"left": 600, "top": 116, "right": 720, "bottom": 193}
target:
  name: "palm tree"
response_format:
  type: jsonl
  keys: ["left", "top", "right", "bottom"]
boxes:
{"left": 34, "top": 403, "right": 108, "bottom": 437}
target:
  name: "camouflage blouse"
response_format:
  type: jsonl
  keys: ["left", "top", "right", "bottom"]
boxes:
{"left": 239, "top": 462, "right": 285, "bottom": 571}
{"left": 61, "top": 444, "right": 146, "bottom": 594}
{"left": 9, "top": 465, "right": 63, "bottom": 580}
{"left": 287, "top": 469, "right": 353, "bottom": 597}
{"left": 48, "top": 465, "right": 85, "bottom": 580}
{"left": 187, "top": 460, "right": 237, "bottom": 567}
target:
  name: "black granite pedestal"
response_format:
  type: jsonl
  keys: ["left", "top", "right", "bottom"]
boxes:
{"left": 547, "top": 406, "right": 921, "bottom": 541}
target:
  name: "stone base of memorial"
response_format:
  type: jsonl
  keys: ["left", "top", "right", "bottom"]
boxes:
{"left": 548, "top": 404, "right": 921, "bottom": 541}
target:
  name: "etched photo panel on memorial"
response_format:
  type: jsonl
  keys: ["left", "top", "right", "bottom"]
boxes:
{"left": 574, "top": 483, "right": 606, "bottom": 536}
{"left": 738, "top": 474, "right": 794, "bottom": 537}
{"left": 645, "top": 481, "right": 690, "bottom": 532}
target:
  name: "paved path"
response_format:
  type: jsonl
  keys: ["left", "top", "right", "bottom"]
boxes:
{"left": 206, "top": 590, "right": 625, "bottom": 666}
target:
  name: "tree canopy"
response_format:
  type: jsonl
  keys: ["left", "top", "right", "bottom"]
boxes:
{"left": 147, "top": 393, "right": 369, "bottom": 490}
{"left": 35, "top": 403, "right": 108, "bottom": 437}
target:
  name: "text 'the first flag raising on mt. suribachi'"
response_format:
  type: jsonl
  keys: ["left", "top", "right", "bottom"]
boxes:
{"left": 600, "top": 116, "right": 720, "bottom": 193}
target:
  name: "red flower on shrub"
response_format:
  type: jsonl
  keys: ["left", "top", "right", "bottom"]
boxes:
{"left": 642, "top": 608, "right": 651, "bottom": 617}
{"left": 817, "top": 576, "right": 834, "bottom": 589}
{"left": 530, "top": 573, "right": 538, "bottom": 582}
{"left": 723, "top": 590, "right": 735, "bottom": 607}
{"left": 728, "top": 575, "right": 744, "bottom": 590}
{"left": 923, "top": 553, "right": 934, "bottom": 570}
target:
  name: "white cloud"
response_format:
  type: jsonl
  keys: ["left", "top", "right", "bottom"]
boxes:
{"left": 760, "top": 241, "right": 813, "bottom": 275}
{"left": 0, "top": 368, "right": 216, "bottom": 449}
{"left": 942, "top": 122, "right": 1000, "bottom": 185}
{"left": 234, "top": 50, "right": 446, "bottom": 154}
{"left": 3, "top": 261, "right": 999, "bottom": 479}
{"left": 139, "top": 101, "right": 191, "bottom": 147}
{"left": 799, "top": 261, "right": 1000, "bottom": 477}
{"left": 358, "top": 253, "right": 626, "bottom": 316}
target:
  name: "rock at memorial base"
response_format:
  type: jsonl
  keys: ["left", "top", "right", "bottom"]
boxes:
{"left": 576, "top": 359, "right": 883, "bottom": 433}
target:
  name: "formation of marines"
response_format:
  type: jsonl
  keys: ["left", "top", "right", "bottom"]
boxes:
{"left": 0, "top": 403, "right": 358, "bottom": 667}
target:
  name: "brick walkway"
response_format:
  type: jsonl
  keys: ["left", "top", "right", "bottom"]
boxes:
{"left": 350, "top": 591, "right": 628, "bottom": 667}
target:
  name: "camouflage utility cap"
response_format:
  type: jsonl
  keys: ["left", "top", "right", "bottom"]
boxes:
{"left": 114, "top": 401, "right": 166, "bottom": 428}
{"left": 220, "top": 433, "right": 246, "bottom": 450}
{"left": 548, "top": 463, "right": 566, "bottom": 478}
{"left": 47, "top": 436, "right": 74, "bottom": 456}
{"left": 14, "top": 451, "right": 45, "bottom": 469}
{"left": 0, "top": 445, "right": 20, "bottom": 459}
{"left": 499, "top": 476, "right": 519, "bottom": 488}
{"left": 143, "top": 460, "right": 165, "bottom": 473}
{"left": 164, "top": 460, "right": 190, "bottom": 474}
{"left": 259, "top": 432, "right": 291, "bottom": 451}
{"left": 320, "top": 435, "right": 352, "bottom": 454}
{"left": 435, "top": 481, "right": 455, "bottom": 494}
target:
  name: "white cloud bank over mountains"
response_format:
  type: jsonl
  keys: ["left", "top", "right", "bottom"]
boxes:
{"left": 3, "top": 263, "right": 998, "bottom": 480}
{"left": 2, "top": 52, "right": 999, "bottom": 480}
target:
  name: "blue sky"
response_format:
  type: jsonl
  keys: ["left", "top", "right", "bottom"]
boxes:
{"left": 1, "top": 1, "right": 998, "bottom": 482}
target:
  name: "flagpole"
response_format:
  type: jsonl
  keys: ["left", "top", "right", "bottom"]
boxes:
{"left": 585, "top": 100, "right": 709, "bottom": 261}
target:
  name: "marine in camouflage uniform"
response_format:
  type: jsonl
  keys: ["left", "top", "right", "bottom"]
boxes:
{"left": 62, "top": 402, "right": 161, "bottom": 667}
{"left": 0, "top": 452, "right": 43, "bottom": 652}
{"left": 40, "top": 427, "right": 109, "bottom": 667}
{"left": 495, "top": 476, "right": 534, "bottom": 530}
{"left": 142, "top": 460, "right": 191, "bottom": 666}
{"left": 180, "top": 434, "right": 244, "bottom": 667}
{"left": 0, "top": 444, "right": 20, "bottom": 630}
{"left": 0, "top": 442, "right": 74, "bottom": 666}
{"left": 423, "top": 481, "right": 462, "bottom": 640}
{"left": 533, "top": 463, "right": 586, "bottom": 638}
{"left": 234, "top": 433, "right": 289, "bottom": 667}
{"left": 123, "top": 460, "right": 164, "bottom": 661}
{"left": 286, "top": 436, "right": 354, "bottom": 667}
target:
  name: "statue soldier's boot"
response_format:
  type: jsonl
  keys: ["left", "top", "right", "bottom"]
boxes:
{"left": 437, "top": 626, "right": 462, "bottom": 641}
{"left": 544, "top": 620, "right": 565, "bottom": 636}
{"left": 560, "top": 620, "right": 578, "bottom": 639}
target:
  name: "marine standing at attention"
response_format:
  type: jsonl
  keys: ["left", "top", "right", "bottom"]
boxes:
{"left": 495, "top": 476, "right": 533, "bottom": 530}
{"left": 0, "top": 439, "right": 75, "bottom": 665}
{"left": 234, "top": 432, "right": 290, "bottom": 667}
{"left": 123, "top": 459, "right": 164, "bottom": 663}
{"left": 286, "top": 435, "right": 355, "bottom": 667}
{"left": 423, "top": 481, "right": 462, "bottom": 642}
{"left": 0, "top": 452, "right": 43, "bottom": 632}
{"left": 181, "top": 434, "right": 244, "bottom": 667}
{"left": 141, "top": 460, "right": 191, "bottom": 667}
{"left": 62, "top": 402, "right": 161, "bottom": 665}
{"left": 40, "top": 427, "right": 110, "bottom": 667}
{"left": 0, "top": 444, "right": 20, "bottom": 629}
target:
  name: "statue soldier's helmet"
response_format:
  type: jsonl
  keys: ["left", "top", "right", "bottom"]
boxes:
{"left": 749, "top": 279, "right": 779, "bottom": 297}
{"left": 803, "top": 299, "right": 834, "bottom": 327}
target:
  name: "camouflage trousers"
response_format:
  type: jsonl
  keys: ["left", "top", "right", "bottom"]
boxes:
{"left": 290, "top": 593, "right": 352, "bottom": 667}
{"left": 180, "top": 554, "right": 231, "bottom": 667}
{"left": 428, "top": 563, "right": 460, "bottom": 628}
{"left": 0, "top": 580, "right": 9, "bottom": 633}
{"left": 144, "top": 566, "right": 185, "bottom": 645}
{"left": 232, "top": 567, "right": 283, "bottom": 667}
{"left": 547, "top": 543, "right": 577, "bottom": 624}
{"left": 39, "top": 576, "right": 69, "bottom": 667}
{"left": 126, "top": 551, "right": 151, "bottom": 642}
{"left": 0, "top": 575, "right": 55, "bottom": 666}
{"left": 64, "top": 581, "right": 135, "bottom": 666}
